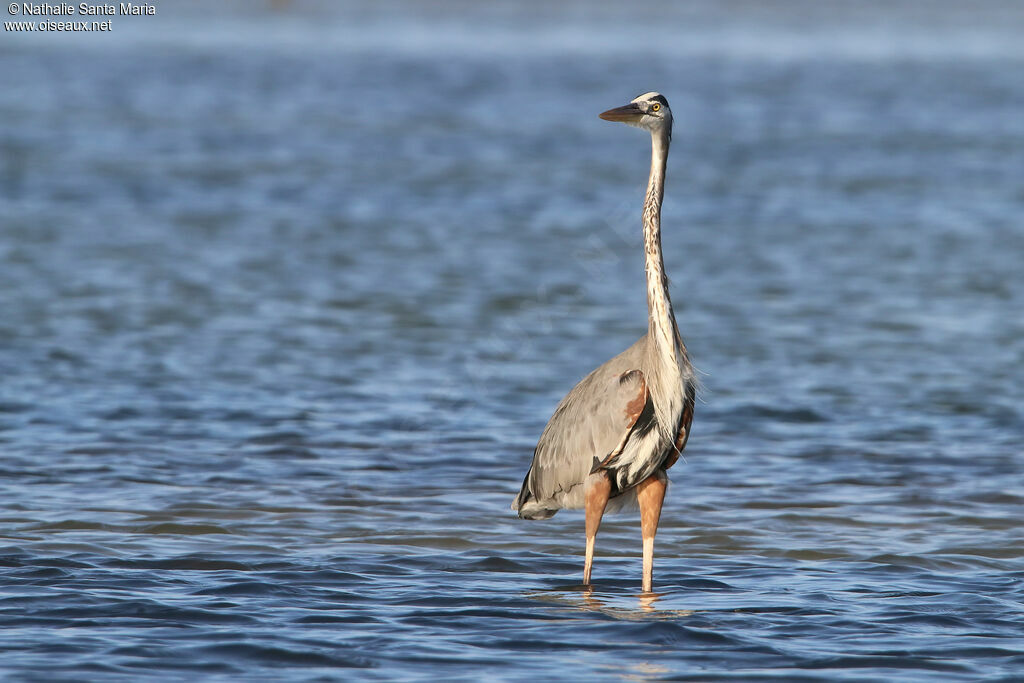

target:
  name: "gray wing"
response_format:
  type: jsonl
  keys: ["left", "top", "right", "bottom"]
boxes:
{"left": 513, "top": 341, "right": 651, "bottom": 519}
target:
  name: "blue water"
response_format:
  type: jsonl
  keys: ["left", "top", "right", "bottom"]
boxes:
{"left": 2, "top": 1, "right": 1024, "bottom": 679}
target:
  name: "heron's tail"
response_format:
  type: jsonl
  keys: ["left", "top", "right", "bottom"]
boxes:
{"left": 511, "top": 470, "right": 558, "bottom": 520}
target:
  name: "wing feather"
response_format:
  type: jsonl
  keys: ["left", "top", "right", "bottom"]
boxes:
{"left": 513, "top": 340, "right": 651, "bottom": 518}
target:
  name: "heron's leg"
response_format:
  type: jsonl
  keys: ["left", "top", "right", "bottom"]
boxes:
{"left": 636, "top": 472, "right": 666, "bottom": 593}
{"left": 583, "top": 473, "right": 611, "bottom": 585}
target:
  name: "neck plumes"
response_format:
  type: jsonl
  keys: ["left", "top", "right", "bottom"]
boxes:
{"left": 642, "top": 129, "right": 680, "bottom": 360}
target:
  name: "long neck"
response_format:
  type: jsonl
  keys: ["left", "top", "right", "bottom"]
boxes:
{"left": 642, "top": 129, "right": 680, "bottom": 358}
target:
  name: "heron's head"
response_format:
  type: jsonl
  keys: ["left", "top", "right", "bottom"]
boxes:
{"left": 599, "top": 92, "right": 672, "bottom": 139}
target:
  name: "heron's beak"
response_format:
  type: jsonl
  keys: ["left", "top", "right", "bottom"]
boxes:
{"left": 599, "top": 102, "right": 644, "bottom": 123}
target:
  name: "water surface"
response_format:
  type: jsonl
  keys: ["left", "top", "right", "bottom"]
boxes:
{"left": 2, "top": 1, "right": 1023, "bottom": 679}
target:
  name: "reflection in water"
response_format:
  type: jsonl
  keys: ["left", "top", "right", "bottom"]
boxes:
{"left": 531, "top": 586, "right": 694, "bottom": 621}
{"left": 637, "top": 592, "right": 658, "bottom": 614}
{"left": 619, "top": 662, "right": 672, "bottom": 682}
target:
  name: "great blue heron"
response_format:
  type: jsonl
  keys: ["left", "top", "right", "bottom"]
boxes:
{"left": 512, "top": 92, "right": 696, "bottom": 593}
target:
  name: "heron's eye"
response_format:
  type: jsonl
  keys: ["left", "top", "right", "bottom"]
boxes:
{"left": 651, "top": 103, "right": 661, "bottom": 112}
